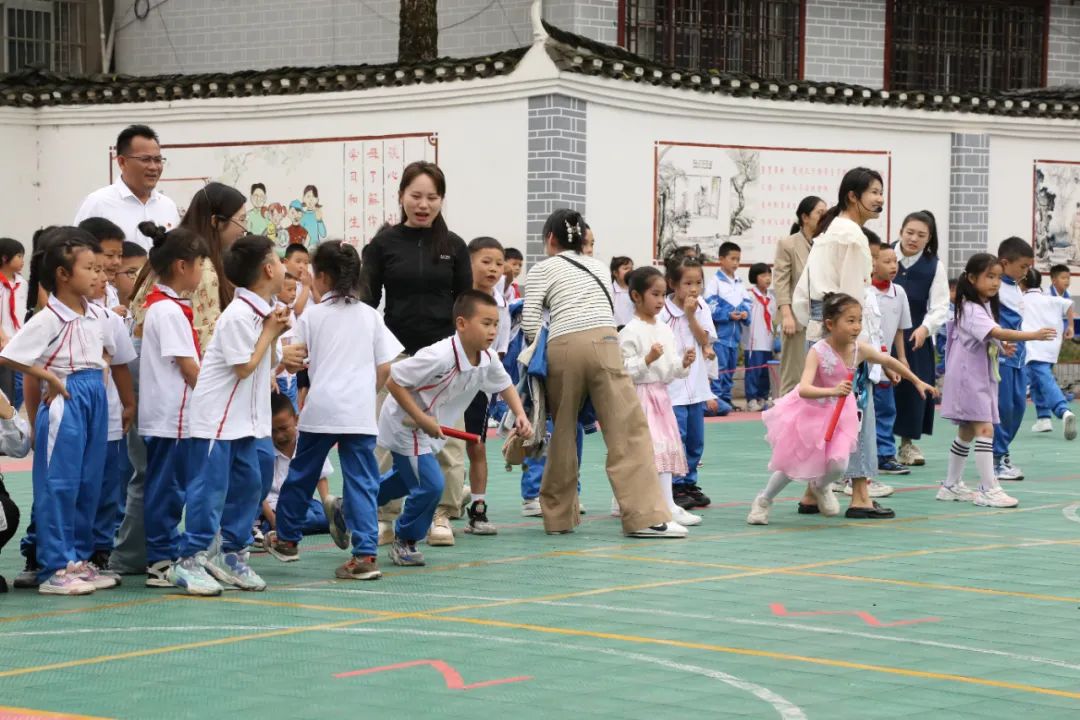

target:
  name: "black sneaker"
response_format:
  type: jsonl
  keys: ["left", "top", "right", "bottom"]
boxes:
{"left": 877, "top": 458, "right": 911, "bottom": 475}
{"left": 0, "top": 574, "right": 8, "bottom": 593}
{"left": 685, "top": 484, "right": 711, "bottom": 508}
{"left": 13, "top": 553, "right": 40, "bottom": 589}
{"left": 797, "top": 502, "right": 820, "bottom": 515}
{"left": 673, "top": 486, "right": 697, "bottom": 510}
{"left": 464, "top": 500, "right": 497, "bottom": 535}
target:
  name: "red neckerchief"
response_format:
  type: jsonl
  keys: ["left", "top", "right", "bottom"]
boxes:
{"left": 871, "top": 278, "right": 891, "bottom": 292}
{"left": 144, "top": 288, "right": 201, "bottom": 357}
{"left": 0, "top": 273, "right": 20, "bottom": 332}
{"left": 751, "top": 288, "right": 771, "bottom": 330}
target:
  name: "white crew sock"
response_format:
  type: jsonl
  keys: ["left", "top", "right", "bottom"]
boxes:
{"left": 944, "top": 438, "right": 970, "bottom": 488}
{"left": 658, "top": 472, "right": 676, "bottom": 512}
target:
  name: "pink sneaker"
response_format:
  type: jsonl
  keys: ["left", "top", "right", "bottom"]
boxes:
{"left": 38, "top": 562, "right": 96, "bottom": 596}
{"left": 74, "top": 561, "right": 119, "bottom": 590}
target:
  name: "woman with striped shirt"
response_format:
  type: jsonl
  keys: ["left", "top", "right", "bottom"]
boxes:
{"left": 522, "top": 209, "right": 685, "bottom": 538}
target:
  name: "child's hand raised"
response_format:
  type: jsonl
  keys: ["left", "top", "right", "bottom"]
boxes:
{"left": 682, "top": 295, "right": 698, "bottom": 316}
{"left": 682, "top": 348, "right": 696, "bottom": 368}
{"left": 266, "top": 306, "right": 291, "bottom": 338}
{"left": 645, "top": 342, "right": 664, "bottom": 365}
{"left": 833, "top": 380, "right": 852, "bottom": 397}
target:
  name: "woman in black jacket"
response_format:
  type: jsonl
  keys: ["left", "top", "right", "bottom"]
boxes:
{"left": 361, "top": 162, "right": 472, "bottom": 547}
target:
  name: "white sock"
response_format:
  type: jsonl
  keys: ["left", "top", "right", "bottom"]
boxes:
{"left": 658, "top": 472, "right": 676, "bottom": 512}
{"left": 472, "top": 493, "right": 486, "bottom": 503}
{"left": 944, "top": 439, "right": 970, "bottom": 488}
{"left": 973, "top": 438, "right": 996, "bottom": 492}
{"left": 761, "top": 471, "right": 793, "bottom": 501}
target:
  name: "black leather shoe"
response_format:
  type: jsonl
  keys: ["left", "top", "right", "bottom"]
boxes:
{"left": 797, "top": 502, "right": 820, "bottom": 515}
{"left": 845, "top": 501, "right": 895, "bottom": 519}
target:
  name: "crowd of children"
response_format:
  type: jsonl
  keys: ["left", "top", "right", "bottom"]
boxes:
{"left": 0, "top": 152, "right": 1076, "bottom": 596}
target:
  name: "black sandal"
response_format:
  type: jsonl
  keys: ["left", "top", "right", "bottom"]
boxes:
{"left": 844, "top": 501, "right": 895, "bottom": 519}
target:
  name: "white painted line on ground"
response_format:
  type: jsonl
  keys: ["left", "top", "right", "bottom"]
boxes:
{"left": 1062, "top": 503, "right": 1080, "bottom": 524}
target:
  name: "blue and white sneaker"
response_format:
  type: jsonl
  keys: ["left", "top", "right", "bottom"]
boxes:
{"left": 168, "top": 552, "right": 223, "bottom": 596}
{"left": 323, "top": 495, "right": 351, "bottom": 550}
{"left": 205, "top": 550, "right": 267, "bottom": 591}
{"left": 389, "top": 538, "right": 426, "bottom": 566}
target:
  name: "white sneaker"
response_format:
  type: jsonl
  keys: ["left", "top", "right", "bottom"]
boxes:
{"left": 521, "top": 498, "right": 542, "bottom": 517}
{"left": 205, "top": 550, "right": 266, "bottom": 591}
{"left": 626, "top": 521, "right": 688, "bottom": 538}
{"left": 746, "top": 496, "right": 772, "bottom": 525}
{"left": 75, "top": 561, "right": 118, "bottom": 590}
{"left": 974, "top": 487, "right": 1019, "bottom": 508}
{"left": 671, "top": 505, "right": 702, "bottom": 526}
{"left": 427, "top": 512, "right": 455, "bottom": 546}
{"left": 868, "top": 480, "right": 895, "bottom": 498}
{"left": 579, "top": 501, "right": 587, "bottom": 515}
{"left": 996, "top": 463, "right": 1024, "bottom": 481}
{"left": 1031, "top": 418, "right": 1054, "bottom": 433}
{"left": 810, "top": 481, "right": 841, "bottom": 517}
{"left": 1064, "top": 411, "right": 1077, "bottom": 441}
{"left": 897, "top": 442, "right": 925, "bottom": 466}
{"left": 37, "top": 562, "right": 96, "bottom": 596}
{"left": 169, "top": 553, "right": 223, "bottom": 596}
{"left": 936, "top": 482, "right": 975, "bottom": 502}
{"left": 609, "top": 497, "right": 621, "bottom": 517}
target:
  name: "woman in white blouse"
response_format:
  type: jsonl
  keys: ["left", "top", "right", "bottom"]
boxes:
{"left": 522, "top": 209, "right": 681, "bottom": 538}
{"left": 891, "top": 211, "right": 949, "bottom": 467}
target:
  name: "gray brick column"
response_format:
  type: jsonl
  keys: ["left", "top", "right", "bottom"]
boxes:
{"left": 526, "top": 95, "right": 587, "bottom": 265}
{"left": 948, "top": 133, "right": 990, "bottom": 274}
{"left": 802, "top": 0, "right": 886, "bottom": 87}
{"left": 1047, "top": 0, "right": 1080, "bottom": 86}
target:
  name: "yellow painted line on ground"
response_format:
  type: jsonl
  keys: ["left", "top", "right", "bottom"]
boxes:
{"left": 0, "top": 597, "right": 172, "bottom": 625}
{"left": 0, "top": 706, "right": 112, "bottom": 720}
{"left": 410, "top": 613, "right": 1080, "bottom": 701}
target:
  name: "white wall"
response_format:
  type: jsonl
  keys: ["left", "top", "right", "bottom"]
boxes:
{"left": 585, "top": 102, "right": 953, "bottom": 272}
{"left": 989, "top": 133, "right": 1080, "bottom": 246}
{"left": 0, "top": 116, "right": 40, "bottom": 250}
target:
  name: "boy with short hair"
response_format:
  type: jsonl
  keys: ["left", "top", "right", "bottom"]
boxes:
{"left": 870, "top": 245, "right": 913, "bottom": 475}
{"left": 994, "top": 237, "right": 1036, "bottom": 480}
{"left": 376, "top": 290, "right": 532, "bottom": 566}
{"left": 77, "top": 217, "right": 126, "bottom": 312}
{"left": 282, "top": 243, "right": 313, "bottom": 316}
{"left": 503, "top": 247, "right": 524, "bottom": 301}
{"left": 1048, "top": 264, "right": 1072, "bottom": 301}
{"left": 1022, "top": 269, "right": 1076, "bottom": 439}
{"left": 274, "top": 275, "right": 299, "bottom": 410}
{"left": 743, "top": 263, "right": 776, "bottom": 412}
{"left": 704, "top": 242, "right": 751, "bottom": 414}
{"left": 462, "top": 238, "right": 510, "bottom": 535}
{"left": 115, "top": 242, "right": 147, "bottom": 309}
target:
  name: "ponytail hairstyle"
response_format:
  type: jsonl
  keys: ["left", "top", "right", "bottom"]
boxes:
{"left": 820, "top": 292, "right": 862, "bottom": 328}
{"left": 398, "top": 161, "right": 450, "bottom": 264}
{"left": 140, "top": 221, "right": 210, "bottom": 281}
{"left": 954, "top": 252, "right": 1002, "bottom": 325}
{"left": 542, "top": 208, "right": 586, "bottom": 253}
{"left": 311, "top": 240, "right": 362, "bottom": 302}
{"left": 626, "top": 265, "right": 663, "bottom": 304}
{"left": 37, "top": 227, "right": 100, "bottom": 294}
{"left": 899, "top": 210, "right": 939, "bottom": 256}
{"left": 26, "top": 225, "right": 59, "bottom": 318}
{"left": 815, "top": 167, "right": 884, "bottom": 238}
{"left": 790, "top": 195, "right": 826, "bottom": 235}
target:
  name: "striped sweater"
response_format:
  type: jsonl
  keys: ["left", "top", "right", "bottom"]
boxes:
{"left": 522, "top": 251, "right": 615, "bottom": 342}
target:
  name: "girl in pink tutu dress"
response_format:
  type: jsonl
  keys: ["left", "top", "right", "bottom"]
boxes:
{"left": 747, "top": 293, "right": 937, "bottom": 525}
{"left": 617, "top": 267, "right": 702, "bottom": 528}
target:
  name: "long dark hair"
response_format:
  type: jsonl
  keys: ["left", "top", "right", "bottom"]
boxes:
{"left": 790, "top": 195, "right": 826, "bottom": 235}
{"left": 900, "top": 210, "right": 939, "bottom": 257}
{"left": 399, "top": 161, "right": 450, "bottom": 263}
{"left": 954, "top": 253, "right": 1001, "bottom": 324}
{"left": 312, "top": 240, "right": 362, "bottom": 301}
{"left": 815, "top": 167, "right": 884, "bottom": 238}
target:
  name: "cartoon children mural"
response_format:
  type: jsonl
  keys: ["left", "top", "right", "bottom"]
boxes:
{"left": 286, "top": 200, "right": 312, "bottom": 247}
{"left": 247, "top": 183, "right": 270, "bottom": 235}
{"left": 238, "top": 181, "right": 328, "bottom": 252}
{"left": 265, "top": 202, "right": 288, "bottom": 250}
{"left": 300, "top": 184, "right": 327, "bottom": 250}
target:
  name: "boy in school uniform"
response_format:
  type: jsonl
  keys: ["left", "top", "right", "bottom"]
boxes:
{"left": 274, "top": 275, "right": 300, "bottom": 410}
{"left": 743, "top": 263, "right": 776, "bottom": 412}
{"left": 1022, "top": 269, "right": 1076, "bottom": 439}
{"left": 503, "top": 247, "right": 524, "bottom": 301}
{"left": 0, "top": 387, "right": 30, "bottom": 592}
{"left": 869, "top": 245, "right": 913, "bottom": 475}
{"left": 282, "top": 243, "right": 313, "bottom": 316}
{"left": 169, "top": 234, "right": 289, "bottom": 596}
{"left": 704, "top": 241, "right": 751, "bottom": 414}
{"left": 0, "top": 237, "right": 27, "bottom": 410}
{"left": 115, "top": 242, "right": 147, "bottom": 311}
{"left": 77, "top": 217, "right": 126, "bottom": 313}
{"left": 993, "top": 237, "right": 1037, "bottom": 480}
{"left": 376, "top": 290, "right": 532, "bottom": 566}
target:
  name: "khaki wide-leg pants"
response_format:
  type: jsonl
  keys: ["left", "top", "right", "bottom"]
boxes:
{"left": 540, "top": 327, "right": 670, "bottom": 533}
{"left": 375, "top": 353, "right": 466, "bottom": 524}
{"left": 778, "top": 327, "right": 808, "bottom": 397}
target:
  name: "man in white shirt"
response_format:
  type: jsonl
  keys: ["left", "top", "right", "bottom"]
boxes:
{"left": 74, "top": 125, "right": 181, "bottom": 250}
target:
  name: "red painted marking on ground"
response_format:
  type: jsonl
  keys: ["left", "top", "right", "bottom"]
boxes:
{"left": 770, "top": 603, "right": 940, "bottom": 627}
{"left": 0, "top": 707, "right": 110, "bottom": 720}
{"left": 335, "top": 659, "right": 531, "bottom": 690}
{"left": 1, "top": 457, "right": 33, "bottom": 472}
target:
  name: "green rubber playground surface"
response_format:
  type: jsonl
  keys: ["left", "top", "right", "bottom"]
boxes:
{"left": 2, "top": 406, "right": 1080, "bottom": 720}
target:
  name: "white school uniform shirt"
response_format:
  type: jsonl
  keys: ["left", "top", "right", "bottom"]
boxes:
{"left": 0, "top": 272, "right": 27, "bottom": 340}
{"left": 0, "top": 295, "right": 112, "bottom": 379}
{"left": 1023, "top": 289, "right": 1072, "bottom": 364}
{"left": 744, "top": 287, "right": 776, "bottom": 352}
{"left": 493, "top": 287, "right": 511, "bottom": 356}
{"left": 267, "top": 446, "right": 334, "bottom": 511}
{"left": 189, "top": 288, "right": 274, "bottom": 441}
{"left": 870, "top": 282, "right": 912, "bottom": 354}
{"left": 274, "top": 304, "right": 298, "bottom": 382}
{"left": 619, "top": 317, "right": 690, "bottom": 385}
{"left": 105, "top": 282, "right": 120, "bottom": 310}
{"left": 91, "top": 298, "right": 138, "bottom": 441}
{"left": 138, "top": 285, "right": 200, "bottom": 439}
{"left": 612, "top": 282, "right": 635, "bottom": 327}
{"left": 74, "top": 178, "right": 181, "bottom": 251}
{"left": 378, "top": 334, "right": 512, "bottom": 456}
{"left": 295, "top": 292, "right": 403, "bottom": 435}
{"left": 861, "top": 287, "right": 886, "bottom": 382}
{"left": 659, "top": 296, "right": 718, "bottom": 406}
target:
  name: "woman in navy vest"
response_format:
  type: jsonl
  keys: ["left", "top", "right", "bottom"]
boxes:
{"left": 892, "top": 211, "right": 950, "bottom": 467}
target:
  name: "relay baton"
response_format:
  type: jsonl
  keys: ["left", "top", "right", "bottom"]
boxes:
{"left": 824, "top": 371, "right": 855, "bottom": 443}
{"left": 402, "top": 417, "right": 482, "bottom": 444}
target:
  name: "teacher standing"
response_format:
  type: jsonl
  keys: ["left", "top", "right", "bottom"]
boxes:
{"left": 773, "top": 195, "right": 826, "bottom": 395}
{"left": 361, "top": 161, "right": 472, "bottom": 548}
{"left": 892, "top": 210, "right": 949, "bottom": 468}
{"left": 521, "top": 209, "right": 681, "bottom": 537}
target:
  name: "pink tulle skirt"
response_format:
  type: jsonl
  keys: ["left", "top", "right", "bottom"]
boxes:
{"left": 761, "top": 388, "right": 860, "bottom": 481}
{"left": 635, "top": 382, "right": 689, "bottom": 476}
